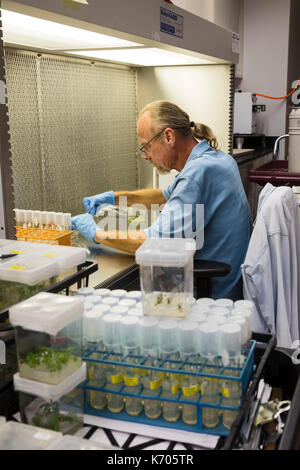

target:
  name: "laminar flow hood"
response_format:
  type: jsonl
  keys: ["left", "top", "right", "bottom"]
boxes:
{"left": 0, "top": 0, "right": 239, "bottom": 67}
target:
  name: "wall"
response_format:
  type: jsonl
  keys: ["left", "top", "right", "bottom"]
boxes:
{"left": 173, "top": 0, "right": 241, "bottom": 32}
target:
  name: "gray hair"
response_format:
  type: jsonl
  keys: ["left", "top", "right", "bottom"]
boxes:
{"left": 139, "top": 100, "right": 218, "bottom": 150}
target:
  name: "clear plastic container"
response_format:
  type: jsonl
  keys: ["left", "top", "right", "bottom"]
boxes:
{"left": 135, "top": 239, "right": 196, "bottom": 318}
{"left": 0, "top": 240, "right": 86, "bottom": 311}
{"left": 13, "top": 363, "right": 86, "bottom": 435}
{"left": 0, "top": 421, "right": 62, "bottom": 450}
{"left": 9, "top": 292, "right": 84, "bottom": 385}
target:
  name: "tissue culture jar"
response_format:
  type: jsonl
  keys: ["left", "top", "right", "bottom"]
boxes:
{"left": 136, "top": 239, "right": 196, "bottom": 318}
{"left": 15, "top": 323, "right": 82, "bottom": 385}
{"left": 141, "top": 266, "right": 194, "bottom": 318}
{"left": 17, "top": 388, "right": 84, "bottom": 435}
{"left": 0, "top": 278, "right": 56, "bottom": 312}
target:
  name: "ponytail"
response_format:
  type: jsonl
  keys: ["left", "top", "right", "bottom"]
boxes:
{"left": 191, "top": 122, "right": 219, "bottom": 150}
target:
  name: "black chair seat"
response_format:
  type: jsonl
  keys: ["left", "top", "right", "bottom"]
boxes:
{"left": 193, "top": 259, "right": 231, "bottom": 298}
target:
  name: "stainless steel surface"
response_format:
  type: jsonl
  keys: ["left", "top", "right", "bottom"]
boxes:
{"left": 73, "top": 235, "right": 135, "bottom": 289}
{"left": 273, "top": 134, "right": 289, "bottom": 160}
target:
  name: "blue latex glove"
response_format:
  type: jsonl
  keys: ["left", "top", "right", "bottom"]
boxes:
{"left": 83, "top": 190, "right": 115, "bottom": 215}
{"left": 71, "top": 214, "right": 99, "bottom": 244}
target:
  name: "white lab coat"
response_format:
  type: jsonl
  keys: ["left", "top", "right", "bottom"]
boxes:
{"left": 241, "top": 183, "right": 300, "bottom": 348}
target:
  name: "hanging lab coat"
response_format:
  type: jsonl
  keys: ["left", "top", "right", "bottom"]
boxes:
{"left": 241, "top": 183, "right": 300, "bottom": 348}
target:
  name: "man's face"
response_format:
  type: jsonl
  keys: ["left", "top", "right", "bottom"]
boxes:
{"left": 137, "top": 112, "right": 175, "bottom": 174}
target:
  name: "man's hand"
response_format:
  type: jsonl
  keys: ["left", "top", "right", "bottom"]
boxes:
{"left": 71, "top": 213, "right": 99, "bottom": 244}
{"left": 83, "top": 190, "right": 115, "bottom": 215}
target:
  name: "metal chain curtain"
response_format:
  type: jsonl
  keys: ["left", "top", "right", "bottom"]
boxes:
{"left": 4, "top": 48, "right": 138, "bottom": 216}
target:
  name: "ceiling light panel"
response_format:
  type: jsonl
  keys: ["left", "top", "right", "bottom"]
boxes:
{"left": 67, "top": 48, "right": 215, "bottom": 66}
{"left": 1, "top": 9, "right": 141, "bottom": 50}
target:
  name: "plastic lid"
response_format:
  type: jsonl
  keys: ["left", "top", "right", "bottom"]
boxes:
{"left": 198, "top": 322, "right": 220, "bottom": 358}
{"left": 9, "top": 292, "right": 84, "bottom": 335}
{"left": 189, "top": 304, "right": 211, "bottom": 316}
{"left": 128, "top": 308, "right": 143, "bottom": 317}
{"left": 0, "top": 416, "right": 6, "bottom": 428}
{"left": 234, "top": 300, "right": 255, "bottom": 315}
{"left": 83, "top": 310, "right": 103, "bottom": 342}
{"left": 126, "top": 291, "right": 142, "bottom": 300}
{"left": 110, "top": 289, "right": 127, "bottom": 298}
{"left": 110, "top": 305, "right": 129, "bottom": 315}
{"left": 93, "top": 288, "right": 111, "bottom": 296}
{"left": 196, "top": 298, "right": 215, "bottom": 308}
{"left": 187, "top": 312, "right": 207, "bottom": 324}
{"left": 219, "top": 323, "right": 242, "bottom": 358}
{"left": 215, "top": 298, "right": 233, "bottom": 311}
{"left": 101, "top": 297, "right": 119, "bottom": 306}
{"left": 135, "top": 238, "right": 196, "bottom": 267}
{"left": 209, "top": 307, "right": 230, "bottom": 317}
{"left": 0, "top": 241, "right": 86, "bottom": 277}
{"left": 87, "top": 295, "right": 103, "bottom": 305}
{"left": 158, "top": 319, "right": 179, "bottom": 354}
{"left": 119, "top": 298, "right": 136, "bottom": 308}
{"left": 178, "top": 320, "right": 198, "bottom": 356}
{"left": 102, "top": 313, "right": 122, "bottom": 347}
{"left": 77, "top": 287, "right": 95, "bottom": 296}
{"left": 0, "top": 421, "right": 62, "bottom": 450}
{"left": 13, "top": 362, "right": 87, "bottom": 401}
{"left": 120, "top": 315, "right": 140, "bottom": 349}
{"left": 0, "top": 253, "right": 59, "bottom": 285}
{"left": 138, "top": 317, "right": 159, "bottom": 352}
{"left": 27, "top": 243, "right": 86, "bottom": 272}
{"left": 230, "top": 315, "right": 248, "bottom": 344}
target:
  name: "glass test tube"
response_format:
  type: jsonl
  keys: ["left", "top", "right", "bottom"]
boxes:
{"left": 120, "top": 315, "right": 142, "bottom": 416}
{"left": 103, "top": 313, "right": 124, "bottom": 413}
{"left": 198, "top": 322, "right": 221, "bottom": 429}
{"left": 179, "top": 320, "right": 199, "bottom": 426}
{"left": 139, "top": 317, "right": 161, "bottom": 419}
{"left": 158, "top": 319, "right": 181, "bottom": 422}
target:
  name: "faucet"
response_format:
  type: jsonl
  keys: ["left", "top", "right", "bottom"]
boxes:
{"left": 273, "top": 134, "right": 289, "bottom": 160}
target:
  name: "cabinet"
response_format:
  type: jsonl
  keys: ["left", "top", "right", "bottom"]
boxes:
{"left": 238, "top": 152, "right": 273, "bottom": 221}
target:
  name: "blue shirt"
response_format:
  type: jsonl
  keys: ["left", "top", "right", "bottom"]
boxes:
{"left": 144, "top": 140, "right": 252, "bottom": 300}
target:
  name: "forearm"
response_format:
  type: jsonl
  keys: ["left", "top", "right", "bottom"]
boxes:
{"left": 114, "top": 189, "right": 166, "bottom": 209}
{"left": 94, "top": 229, "right": 147, "bottom": 253}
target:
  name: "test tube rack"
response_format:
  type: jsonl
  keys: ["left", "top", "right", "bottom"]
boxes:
{"left": 82, "top": 340, "right": 256, "bottom": 436}
{"left": 15, "top": 227, "right": 73, "bottom": 246}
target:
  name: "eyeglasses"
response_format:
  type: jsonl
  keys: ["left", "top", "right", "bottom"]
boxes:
{"left": 139, "top": 129, "right": 165, "bottom": 156}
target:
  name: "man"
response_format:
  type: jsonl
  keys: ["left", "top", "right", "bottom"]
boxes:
{"left": 72, "top": 100, "right": 252, "bottom": 300}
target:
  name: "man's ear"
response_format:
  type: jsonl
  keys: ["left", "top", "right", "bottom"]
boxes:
{"left": 164, "top": 127, "right": 176, "bottom": 146}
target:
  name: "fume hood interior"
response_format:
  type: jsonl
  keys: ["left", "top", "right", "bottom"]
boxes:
{"left": 0, "top": 0, "right": 237, "bottom": 237}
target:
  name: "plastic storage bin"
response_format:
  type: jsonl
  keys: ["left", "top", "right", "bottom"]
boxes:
{"left": 14, "top": 362, "right": 86, "bottom": 434}
{"left": 135, "top": 238, "right": 196, "bottom": 318}
{"left": 9, "top": 292, "right": 84, "bottom": 385}
{"left": 0, "top": 421, "right": 62, "bottom": 450}
{"left": 0, "top": 240, "right": 86, "bottom": 312}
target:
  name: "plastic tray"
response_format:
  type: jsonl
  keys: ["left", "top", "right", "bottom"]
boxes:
{"left": 82, "top": 341, "right": 256, "bottom": 437}
{"left": 248, "top": 160, "right": 300, "bottom": 186}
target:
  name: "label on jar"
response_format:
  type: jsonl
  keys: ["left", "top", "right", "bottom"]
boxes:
{"left": 111, "top": 373, "right": 123, "bottom": 384}
{"left": 43, "top": 254, "right": 57, "bottom": 257}
{"left": 124, "top": 376, "right": 139, "bottom": 386}
{"left": 9, "top": 266, "right": 26, "bottom": 270}
{"left": 222, "top": 386, "right": 230, "bottom": 398}
{"left": 10, "top": 250, "right": 22, "bottom": 254}
{"left": 182, "top": 385, "right": 199, "bottom": 396}
{"left": 171, "top": 384, "right": 179, "bottom": 395}
{"left": 150, "top": 379, "right": 161, "bottom": 390}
